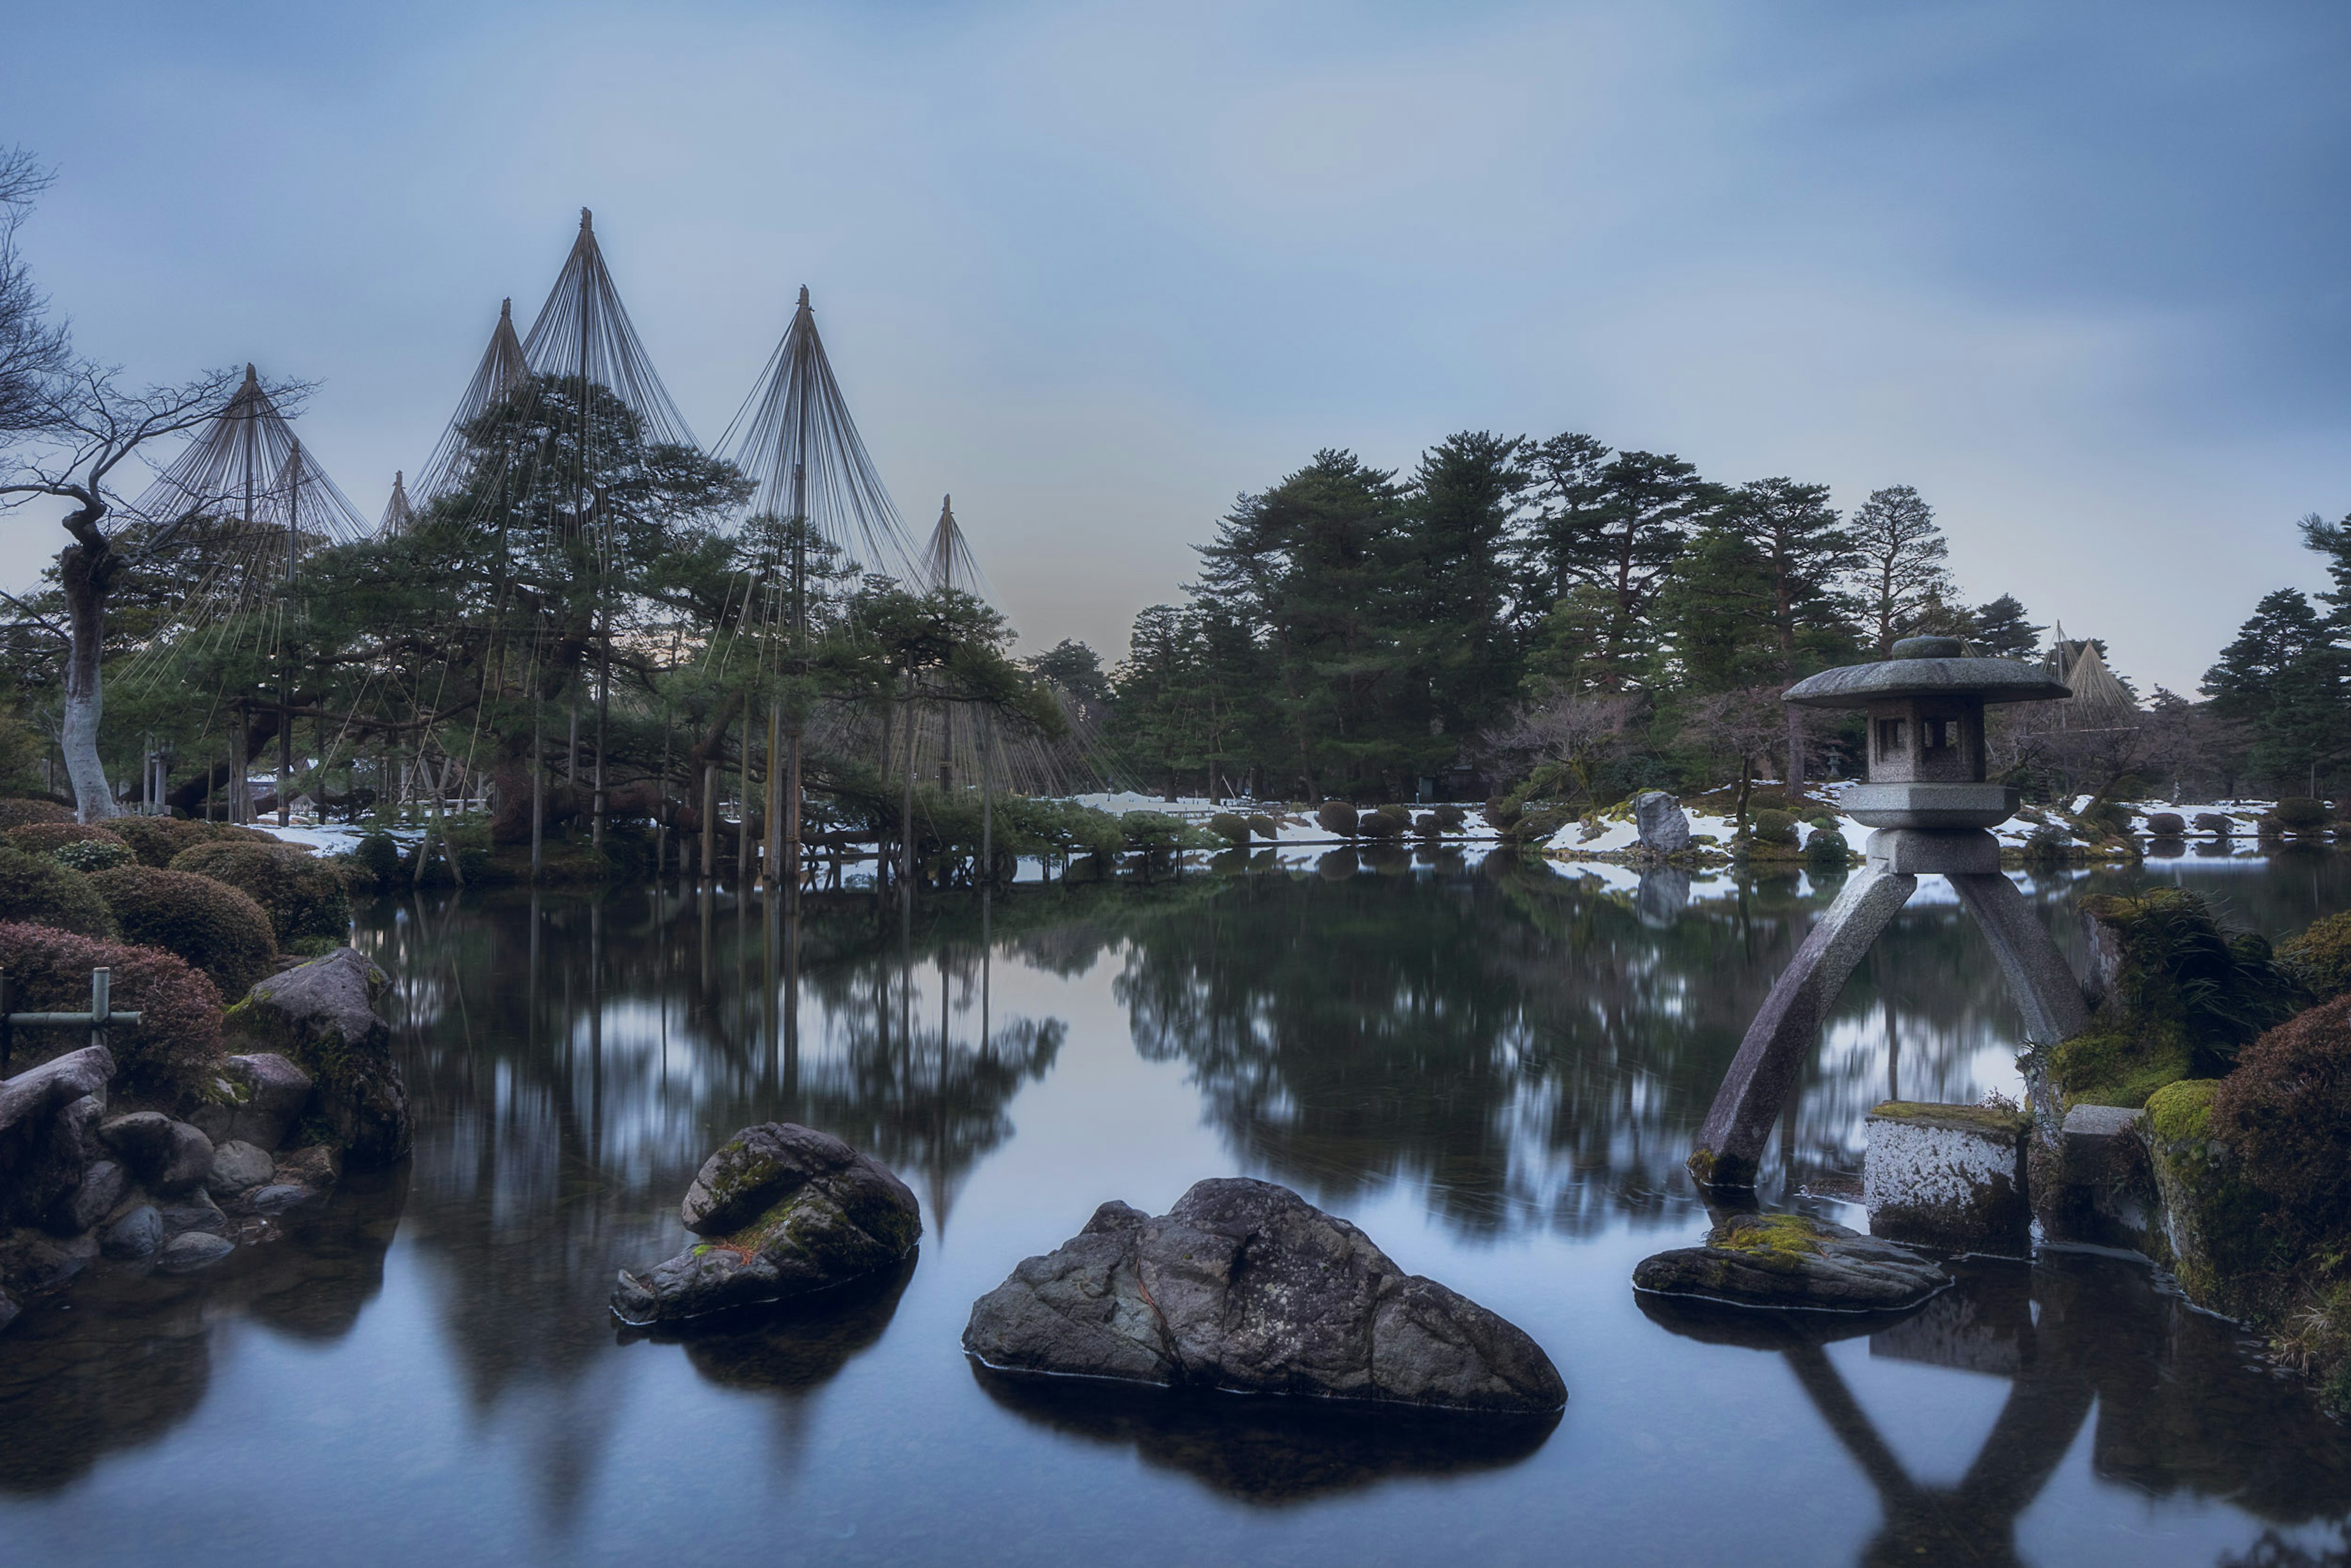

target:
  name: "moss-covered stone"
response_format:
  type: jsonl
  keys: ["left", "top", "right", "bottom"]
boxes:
{"left": 2279, "top": 911, "right": 2351, "bottom": 1003}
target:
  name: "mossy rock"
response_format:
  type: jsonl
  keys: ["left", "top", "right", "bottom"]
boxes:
{"left": 616, "top": 1122, "right": 922, "bottom": 1326}
{"left": 2143, "top": 1078, "right": 2276, "bottom": 1307}
{"left": 1631, "top": 1212, "right": 1948, "bottom": 1311}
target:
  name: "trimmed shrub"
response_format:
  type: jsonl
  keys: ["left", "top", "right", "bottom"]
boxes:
{"left": 0, "top": 846, "right": 116, "bottom": 939}
{"left": 1413, "top": 813, "right": 1442, "bottom": 837}
{"left": 1805, "top": 828, "right": 1852, "bottom": 866}
{"left": 1482, "top": 796, "right": 1520, "bottom": 831}
{"left": 166, "top": 841, "right": 351, "bottom": 948}
{"left": 1374, "top": 803, "right": 1412, "bottom": 824}
{"left": 2280, "top": 912, "right": 2351, "bottom": 1003}
{"left": 50, "top": 838, "right": 135, "bottom": 873}
{"left": 1357, "top": 811, "right": 1404, "bottom": 841}
{"left": 7, "top": 822, "right": 127, "bottom": 859}
{"left": 2145, "top": 812, "right": 2186, "bottom": 836}
{"left": 111, "top": 815, "right": 216, "bottom": 868}
{"left": 2022, "top": 827, "right": 2076, "bottom": 864}
{"left": 88, "top": 865, "right": 277, "bottom": 999}
{"left": 0, "top": 920, "right": 223, "bottom": 1096}
{"left": 1748, "top": 809, "right": 1799, "bottom": 849}
{"left": 2075, "top": 798, "right": 2134, "bottom": 838}
{"left": 2275, "top": 797, "right": 2330, "bottom": 832}
{"left": 1117, "top": 811, "right": 1183, "bottom": 857}
{"left": 2212, "top": 994, "right": 2351, "bottom": 1261}
{"left": 345, "top": 830, "right": 404, "bottom": 891}
{"left": 2194, "top": 812, "right": 2234, "bottom": 836}
{"left": 1245, "top": 813, "right": 1281, "bottom": 842}
{"left": 1316, "top": 801, "right": 1359, "bottom": 837}
{"left": 1431, "top": 804, "right": 1465, "bottom": 831}
{"left": 0, "top": 798, "right": 72, "bottom": 830}
{"left": 1208, "top": 812, "right": 1250, "bottom": 847}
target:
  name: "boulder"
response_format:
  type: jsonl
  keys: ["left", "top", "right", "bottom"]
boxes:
{"left": 963, "top": 1178, "right": 1565, "bottom": 1414}
{"left": 157, "top": 1189, "right": 226, "bottom": 1237}
{"left": 0, "top": 1287, "right": 16, "bottom": 1335}
{"left": 247, "top": 1183, "right": 324, "bottom": 1217}
{"left": 223, "top": 949, "right": 408, "bottom": 1168}
{"left": 98, "top": 1111, "right": 173, "bottom": 1175}
{"left": 190, "top": 1052, "right": 313, "bottom": 1152}
{"left": 0, "top": 1045, "right": 113, "bottom": 1228}
{"left": 206, "top": 1140, "right": 276, "bottom": 1198}
{"left": 0, "top": 1226, "right": 96, "bottom": 1296}
{"left": 100, "top": 1204, "right": 163, "bottom": 1259}
{"left": 155, "top": 1231, "right": 234, "bottom": 1274}
{"left": 1632, "top": 1211, "right": 1949, "bottom": 1311}
{"left": 48, "top": 1158, "right": 126, "bottom": 1235}
{"left": 271, "top": 1144, "right": 340, "bottom": 1188}
{"left": 1630, "top": 790, "right": 1691, "bottom": 856}
{"left": 612, "top": 1122, "right": 921, "bottom": 1326}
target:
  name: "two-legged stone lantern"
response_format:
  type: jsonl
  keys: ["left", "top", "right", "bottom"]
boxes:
{"left": 1686, "top": 636, "right": 2093, "bottom": 1188}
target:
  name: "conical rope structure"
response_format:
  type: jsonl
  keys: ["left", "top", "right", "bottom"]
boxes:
{"left": 411, "top": 297, "right": 530, "bottom": 505}
{"left": 719, "top": 285, "right": 915, "bottom": 888}
{"left": 120, "top": 363, "right": 371, "bottom": 822}
{"left": 377, "top": 470, "right": 416, "bottom": 536}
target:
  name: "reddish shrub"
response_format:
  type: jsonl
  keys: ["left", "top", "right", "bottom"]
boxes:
{"left": 0, "top": 920, "right": 223, "bottom": 1097}
{"left": 2212, "top": 994, "right": 2351, "bottom": 1258}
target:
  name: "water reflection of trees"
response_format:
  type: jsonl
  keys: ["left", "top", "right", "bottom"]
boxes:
{"left": 358, "top": 885, "right": 1069, "bottom": 1528}
{"left": 1111, "top": 861, "right": 2069, "bottom": 1236}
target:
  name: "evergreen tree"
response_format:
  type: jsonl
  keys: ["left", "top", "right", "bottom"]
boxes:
{"left": 1848, "top": 484, "right": 1955, "bottom": 655}
{"left": 2202, "top": 587, "right": 2342, "bottom": 793}
{"left": 1517, "top": 443, "right": 1714, "bottom": 691}
{"left": 1402, "top": 430, "right": 1529, "bottom": 747}
{"left": 1970, "top": 594, "right": 2044, "bottom": 661}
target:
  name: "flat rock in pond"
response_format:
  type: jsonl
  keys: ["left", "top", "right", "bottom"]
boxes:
{"left": 962, "top": 1178, "right": 1565, "bottom": 1414}
{"left": 155, "top": 1231, "right": 234, "bottom": 1274}
{"left": 611, "top": 1123, "right": 921, "bottom": 1326}
{"left": 1631, "top": 1212, "right": 1949, "bottom": 1311}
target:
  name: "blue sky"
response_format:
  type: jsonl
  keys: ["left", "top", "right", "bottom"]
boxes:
{"left": 5, "top": 0, "right": 2347, "bottom": 690}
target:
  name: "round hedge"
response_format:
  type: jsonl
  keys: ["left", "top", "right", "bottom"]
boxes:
{"left": 0, "top": 798, "right": 73, "bottom": 830}
{"left": 87, "top": 865, "right": 277, "bottom": 1000}
{"left": 2275, "top": 796, "right": 2330, "bottom": 832}
{"left": 0, "top": 920, "right": 223, "bottom": 1097}
{"left": 1316, "top": 801, "right": 1359, "bottom": 836}
{"left": 110, "top": 815, "right": 217, "bottom": 868}
{"left": 1357, "top": 811, "right": 1404, "bottom": 841}
{"left": 166, "top": 841, "right": 351, "bottom": 948}
{"left": 2212, "top": 994, "right": 2351, "bottom": 1259}
{"left": 7, "top": 822, "right": 127, "bottom": 859}
{"left": 1749, "top": 809, "right": 1800, "bottom": 848}
{"left": 2145, "top": 812, "right": 2186, "bottom": 836}
{"left": 1209, "top": 812, "right": 1250, "bottom": 846}
{"left": 1245, "top": 812, "right": 1281, "bottom": 841}
{"left": 0, "top": 846, "right": 116, "bottom": 939}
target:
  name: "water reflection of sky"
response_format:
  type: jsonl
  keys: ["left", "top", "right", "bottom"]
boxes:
{"left": 1, "top": 853, "right": 2349, "bottom": 1566}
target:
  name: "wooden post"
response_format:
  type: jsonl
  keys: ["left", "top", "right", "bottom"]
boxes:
{"left": 701, "top": 762, "right": 718, "bottom": 882}
{"left": 901, "top": 669, "right": 917, "bottom": 893}
{"left": 765, "top": 699, "right": 783, "bottom": 885}
{"left": 738, "top": 688, "right": 754, "bottom": 888}
{"left": 531, "top": 692, "right": 544, "bottom": 883}
{"left": 980, "top": 707, "right": 994, "bottom": 885}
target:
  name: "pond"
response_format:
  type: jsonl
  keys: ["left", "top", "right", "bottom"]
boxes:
{"left": 4, "top": 848, "right": 2351, "bottom": 1566}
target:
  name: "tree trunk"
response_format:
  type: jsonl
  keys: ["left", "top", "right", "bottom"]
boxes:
{"left": 58, "top": 543, "right": 119, "bottom": 822}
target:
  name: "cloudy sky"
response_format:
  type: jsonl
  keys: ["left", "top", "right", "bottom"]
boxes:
{"left": 5, "top": 0, "right": 2347, "bottom": 691}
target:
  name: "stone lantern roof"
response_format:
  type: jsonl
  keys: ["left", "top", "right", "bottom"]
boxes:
{"left": 1782, "top": 636, "right": 2072, "bottom": 709}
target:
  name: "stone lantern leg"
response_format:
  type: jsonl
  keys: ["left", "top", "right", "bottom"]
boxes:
{"left": 1686, "top": 636, "right": 2091, "bottom": 1190}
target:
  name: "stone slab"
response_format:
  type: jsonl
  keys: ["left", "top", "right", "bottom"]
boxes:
{"left": 1865, "top": 827, "right": 2003, "bottom": 875}
{"left": 1864, "top": 1101, "right": 2031, "bottom": 1256}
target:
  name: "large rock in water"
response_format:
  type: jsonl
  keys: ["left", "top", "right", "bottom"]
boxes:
{"left": 610, "top": 1123, "right": 921, "bottom": 1326}
{"left": 1630, "top": 790, "right": 1691, "bottom": 855}
{"left": 0, "top": 1045, "right": 112, "bottom": 1229}
{"left": 223, "top": 949, "right": 408, "bottom": 1168}
{"left": 962, "top": 1178, "right": 1565, "bottom": 1414}
{"left": 1632, "top": 1212, "right": 1949, "bottom": 1311}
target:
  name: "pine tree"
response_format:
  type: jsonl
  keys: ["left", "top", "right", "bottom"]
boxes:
{"left": 1848, "top": 484, "right": 1955, "bottom": 655}
{"left": 1403, "top": 431, "right": 1529, "bottom": 748}
{"left": 1970, "top": 594, "right": 2044, "bottom": 660}
{"left": 1516, "top": 443, "right": 1714, "bottom": 691}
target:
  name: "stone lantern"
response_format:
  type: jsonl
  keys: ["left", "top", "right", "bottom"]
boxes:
{"left": 1686, "top": 635, "right": 2091, "bottom": 1190}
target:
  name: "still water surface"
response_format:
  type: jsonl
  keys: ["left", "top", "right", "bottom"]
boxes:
{"left": 5, "top": 849, "right": 2351, "bottom": 1566}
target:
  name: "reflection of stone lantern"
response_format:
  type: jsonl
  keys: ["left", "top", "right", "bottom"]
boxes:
{"left": 1687, "top": 636, "right": 2092, "bottom": 1189}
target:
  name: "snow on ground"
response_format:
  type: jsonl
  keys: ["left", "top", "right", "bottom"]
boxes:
{"left": 242, "top": 823, "right": 421, "bottom": 855}
{"left": 1070, "top": 794, "right": 1503, "bottom": 848}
